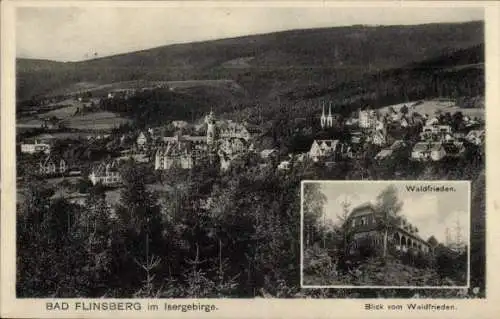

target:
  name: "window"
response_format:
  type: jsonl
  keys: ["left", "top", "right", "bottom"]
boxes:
{"left": 352, "top": 219, "right": 356, "bottom": 227}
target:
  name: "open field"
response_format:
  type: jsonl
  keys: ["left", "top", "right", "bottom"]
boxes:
{"left": 221, "top": 56, "right": 255, "bottom": 68}
{"left": 42, "top": 80, "right": 170, "bottom": 98}
{"left": 43, "top": 101, "right": 85, "bottom": 118}
{"left": 42, "top": 79, "right": 244, "bottom": 98}
{"left": 168, "top": 79, "right": 243, "bottom": 91}
{"left": 17, "top": 110, "right": 131, "bottom": 132}
{"left": 378, "top": 99, "right": 485, "bottom": 119}
{"left": 64, "top": 111, "right": 131, "bottom": 130}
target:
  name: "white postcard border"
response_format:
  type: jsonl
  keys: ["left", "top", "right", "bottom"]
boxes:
{"left": 2, "top": 1, "right": 500, "bottom": 318}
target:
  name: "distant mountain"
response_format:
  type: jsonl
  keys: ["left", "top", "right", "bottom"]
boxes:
{"left": 291, "top": 43, "right": 484, "bottom": 102}
{"left": 17, "top": 21, "right": 483, "bottom": 102}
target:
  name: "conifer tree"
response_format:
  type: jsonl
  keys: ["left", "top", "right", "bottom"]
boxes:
{"left": 374, "top": 185, "right": 403, "bottom": 259}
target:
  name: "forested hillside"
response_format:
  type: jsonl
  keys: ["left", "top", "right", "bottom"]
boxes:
{"left": 17, "top": 21, "right": 483, "bottom": 103}
{"left": 17, "top": 147, "right": 485, "bottom": 298}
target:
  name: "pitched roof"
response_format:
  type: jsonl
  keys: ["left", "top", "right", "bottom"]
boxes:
{"left": 466, "top": 130, "right": 485, "bottom": 139}
{"left": 412, "top": 142, "right": 430, "bottom": 152}
{"left": 183, "top": 136, "right": 206, "bottom": 143}
{"left": 390, "top": 140, "right": 406, "bottom": 150}
{"left": 260, "top": 149, "right": 277, "bottom": 158}
{"left": 92, "top": 160, "right": 119, "bottom": 175}
{"left": 413, "top": 142, "right": 442, "bottom": 153}
{"left": 375, "top": 149, "right": 393, "bottom": 160}
{"left": 442, "top": 142, "right": 463, "bottom": 154}
{"left": 349, "top": 202, "right": 377, "bottom": 218}
{"left": 429, "top": 142, "right": 443, "bottom": 152}
{"left": 40, "top": 154, "right": 65, "bottom": 167}
{"left": 313, "top": 139, "right": 340, "bottom": 150}
{"left": 163, "top": 135, "right": 205, "bottom": 144}
{"left": 157, "top": 139, "right": 193, "bottom": 156}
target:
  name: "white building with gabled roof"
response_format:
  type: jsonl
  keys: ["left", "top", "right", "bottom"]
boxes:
{"left": 89, "top": 160, "right": 122, "bottom": 186}
{"left": 309, "top": 140, "right": 351, "bottom": 162}
{"left": 39, "top": 154, "right": 67, "bottom": 176}
{"left": 21, "top": 139, "right": 51, "bottom": 155}
{"left": 465, "top": 130, "right": 485, "bottom": 146}
{"left": 136, "top": 131, "right": 148, "bottom": 150}
{"left": 358, "top": 108, "right": 377, "bottom": 129}
{"left": 155, "top": 135, "right": 198, "bottom": 170}
{"left": 411, "top": 142, "right": 446, "bottom": 162}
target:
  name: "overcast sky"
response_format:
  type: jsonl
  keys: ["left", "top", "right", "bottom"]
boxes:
{"left": 16, "top": 6, "right": 484, "bottom": 62}
{"left": 316, "top": 181, "right": 470, "bottom": 244}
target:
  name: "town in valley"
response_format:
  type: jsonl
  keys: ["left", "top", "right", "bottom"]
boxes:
{"left": 17, "top": 96, "right": 484, "bottom": 205}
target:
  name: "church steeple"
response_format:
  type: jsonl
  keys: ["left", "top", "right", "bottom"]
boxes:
{"left": 320, "top": 101, "right": 327, "bottom": 129}
{"left": 206, "top": 109, "right": 216, "bottom": 147}
{"left": 327, "top": 102, "right": 333, "bottom": 127}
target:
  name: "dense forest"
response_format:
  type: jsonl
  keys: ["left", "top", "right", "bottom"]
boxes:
{"left": 17, "top": 142, "right": 485, "bottom": 298}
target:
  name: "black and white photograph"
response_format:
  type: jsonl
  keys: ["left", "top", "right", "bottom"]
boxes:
{"left": 9, "top": 3, "right": 486, "bottom": 302}
{"left": 301, "top": 181, "right": 470, "bottom": 289}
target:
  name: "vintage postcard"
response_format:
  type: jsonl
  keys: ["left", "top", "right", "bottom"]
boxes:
{"left": 1, "top": 0, "right": 499, "bottom": 318}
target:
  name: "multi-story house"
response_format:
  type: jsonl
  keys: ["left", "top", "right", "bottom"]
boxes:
{"left": 278, "top": 160, "right": 292, "bottom": 171}
{"left": 155, "top": 135, "right": 200, "bottom": 170}
{"left": 421, "top": 125, "right": 453, "bottom": 142}
{"left": 411, "top": 142, "right": 446, "bottom": 161}
{"left": 259, "top": 148, "right": 277, "bottom": 159}
{"left": 358, "top": 108, "right": 377, "bottom": 129}
{"left": 136, "top": 131, "right": 148, "bottom": 150}
{"left": 372, "top": 125, "right": 388, "bottom": 147}
{"left": 89, "top": 160, "right": 122, "bottom": 186}
{"left": 163, "top": 135, "right": 206, "bottom": 147}
{"left": 442, "top": 141, "right": 465, "bottom": 159}
{"left": 218, "top": 120, "right": 261, "bottom": 142}
{"left": 465, "top": 130, "right": 485, "bottom": 146}
{"left": 39, "top": 155, "right": 67, "bottom": 176}
{"left": 171, "top": 120, "right": 189, "bottom": 129}
{"left": 346, "top": 202, "right": 432, "bottom": 255}
{"left": 374, "top": 140, "right": 407, "bottom": 161}
{"left": 309, "top": 140, "right": 352, "bottom": 162}
{"left": 20, "top": 140, "right": 51, "bottom": 155}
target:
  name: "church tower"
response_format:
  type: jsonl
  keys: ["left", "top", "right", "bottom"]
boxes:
{"left": 326, "top": 102, "right": 334, "bottom": 128}
{"left": 320, "top": 101, "right": 327, "bottom": 129}
{"left": 205, "top": 110, "right": 216, "bottom": 147}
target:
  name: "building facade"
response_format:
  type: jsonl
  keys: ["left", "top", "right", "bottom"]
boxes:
{"left": 136, "top": 131, "right": 148, "bottom": 150}
{"left": 21, "top": 140, "right": 51, "bottom": 155}
{"left": 347, "top": 203, "right": 432, "bottom": 254}
{"left": 309, "top": 140, "right": 352, "bottom": 162}
{"left": 89, "top": 160, "right": 122, "bottom": 186}
{"left": 358, "top": 108, "right": 377, "bottom": 129}
{"left": 465, "top": 130, "right": 485, "bottom": 146}
{"left": 420, "top": 125, "right": 453, "bottom": 142}
{"left": 155, "top": 135, "right": 198, "bottom": 170}
{"left": 156, "top": 111, "right": 258, "bottom": 172}
{"left": 411, "top": 142, "right": 446, "bottom": 161}
{"left": 39, "top": 155, "right": 67, "bottom": 176}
